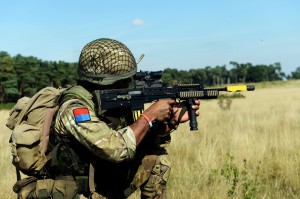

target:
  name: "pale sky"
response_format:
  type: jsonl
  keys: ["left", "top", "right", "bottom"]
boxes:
{"left": 1, "top": 0, "right": 299, "bottom": 75}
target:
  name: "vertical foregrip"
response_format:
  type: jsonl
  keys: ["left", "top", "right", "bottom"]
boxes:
{"left": 187, "top": 98, "right": 198, "bottom": 131}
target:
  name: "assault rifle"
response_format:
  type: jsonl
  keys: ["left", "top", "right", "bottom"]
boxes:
{"left": 93, "top": 82, "right": 255, "bottom": 131}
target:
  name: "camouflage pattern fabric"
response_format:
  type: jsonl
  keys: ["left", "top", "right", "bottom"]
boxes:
{"left": 124, "top": 151, "right": 171, "bottom": 199}
{"left": 54, "top": 85, "right": 136, "bottom": 162}
{"left": 53, "top": 85, "right": 171, "bottom": 198}
{"left": 141, "top": 153, "right": 171, "bottom": 199}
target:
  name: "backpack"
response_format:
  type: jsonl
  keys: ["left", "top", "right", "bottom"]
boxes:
{"left": 6, "top": 86, "right": 95, "bottom": 180}
{"left": 6, "top": 87, "right": 68, "bottom": 179}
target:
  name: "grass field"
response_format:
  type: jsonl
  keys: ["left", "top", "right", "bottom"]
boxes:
{"left": 1, "top": 80, "right": 300, "bottom": 199}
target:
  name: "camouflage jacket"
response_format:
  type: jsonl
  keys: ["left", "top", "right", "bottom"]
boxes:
{"left": 53, "top": 85, "right": 136, "bottom": 163}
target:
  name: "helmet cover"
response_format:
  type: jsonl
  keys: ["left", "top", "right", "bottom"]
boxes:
{"left": 78, "top": 38, "right": 137, "bottom": 85}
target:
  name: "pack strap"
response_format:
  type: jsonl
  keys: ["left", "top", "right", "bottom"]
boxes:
{"left": 42, "top": 108, "right": 55, "bottom": 154}
{"left": 13, "top": 176, "right": 38, "bottom": 193}
{"left": 15, "top": 167, "right": 21, "bottom": 181}
{"left": 89, "top": 160, "right": 96, "bottom": 193}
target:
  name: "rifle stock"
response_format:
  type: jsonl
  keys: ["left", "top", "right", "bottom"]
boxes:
{"left": 93, "top": 83, "right": 255, "bottom": 131}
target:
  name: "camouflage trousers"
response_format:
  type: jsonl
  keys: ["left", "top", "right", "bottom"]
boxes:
{"left": 125, "top": 153, "right": 171, "bottom": 198}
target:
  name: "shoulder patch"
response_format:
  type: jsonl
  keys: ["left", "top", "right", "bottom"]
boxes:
{"left": 73, "top": 108, "right": 91, "bottom": 123}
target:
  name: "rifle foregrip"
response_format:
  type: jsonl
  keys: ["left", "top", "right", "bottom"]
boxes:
{"left": 189, "top": 109, "right": 198, "bottom": 131}
{"left": 187, "top": 98, "right": 198, "bottom": 131}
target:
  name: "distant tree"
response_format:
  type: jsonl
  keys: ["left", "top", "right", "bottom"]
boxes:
{"left": 13, "top": 55, "right": 39, "bottom": 97}
{"left": 177, "top": 70, "right": 191, "bottom": 84}
{"left": 0, "top": 51, "right": 10, "bottom": 60}
{"left": 229, "top": 61, "right": 249, "bottom": 83}
{"left": 35, "top": 61, "right": 54, "bottom": 88}
{"left": 247, "top": 64, "right": 268, "bottom": 82}
{"left": 273, "top": 62, "right": 286, "bottom": 80}
{"left": 161, "top": 72, "right": 173, "bottom": 86}
{"left": 212, "top": 65, "right": 228, "bottom": 85}
{"left": 263, "top": 63, "right": 285, "bottom": 81}
{"left": 203, "top": 66, "right": 215, "bottom": 85}
{"left": 55, "top": 61, "right": 77, "bottom": 87}
{"left": 290, "top": 66, "right": 300, "bottom": 79}
{"left": 0, "top": 53, "right": 19, "bottom": 102}
{"left": 189, "top": 68, "right": 208, "bottom": 84}
{"left": 162, "top": 68, "right": 179, "bottom": 85}
{"left": 246, "top": 63, "right": 285, "bottom": 82}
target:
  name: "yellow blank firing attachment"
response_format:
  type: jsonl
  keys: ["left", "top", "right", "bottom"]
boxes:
{"left": 226, "top": 85, "right": 248, "bottom": 92}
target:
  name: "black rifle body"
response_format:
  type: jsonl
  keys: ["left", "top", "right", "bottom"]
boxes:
{"left": 94, "top": 83, "right": 255, "bottom": 131}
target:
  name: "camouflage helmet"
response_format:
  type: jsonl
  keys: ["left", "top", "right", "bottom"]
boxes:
{"left": 78, "top": 38, "right": 137, "bottom": 85}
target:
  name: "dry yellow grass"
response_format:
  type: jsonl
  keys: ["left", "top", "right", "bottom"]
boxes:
{"left": 1, "top": 80, "right": 300, "bottom": 198}
{"left": 165, "top": 80, "right": 300, "bottom": 199}
{"left": 0, "top": 110, "right": 16, "bottom": 199}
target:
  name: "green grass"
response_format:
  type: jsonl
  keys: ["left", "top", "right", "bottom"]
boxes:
{"left": 0, "top": 103, "right": 15, "bottom": 110}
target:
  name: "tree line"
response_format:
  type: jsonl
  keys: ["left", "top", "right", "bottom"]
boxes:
{"left": 0, "top": 51, "right": 77, "bottom": 103}
{"left": 161, "top": 61, "right": 292, "bottom": 85}
{"left": 1, "top": 50, "right": 300, "bottom": 103}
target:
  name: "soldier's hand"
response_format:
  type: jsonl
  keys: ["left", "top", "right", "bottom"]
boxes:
{"left": 172, "top": 99, "right": 200, "bottom": 124}
{"left": 143, "top": 99, "right": 176, "bottom": 122}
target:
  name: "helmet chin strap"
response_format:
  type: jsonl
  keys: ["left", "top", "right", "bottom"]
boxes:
{"left": 136, "top": 54, "right": 144, "bottom": 65}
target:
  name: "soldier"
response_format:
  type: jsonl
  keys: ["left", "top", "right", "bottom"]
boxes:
{"left": 50, "top": 38, "right": 200, "bottom": 198}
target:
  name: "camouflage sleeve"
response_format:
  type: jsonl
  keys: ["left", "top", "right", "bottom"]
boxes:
{"left": 55, "top": 99, "right": 136, "bottom": 163}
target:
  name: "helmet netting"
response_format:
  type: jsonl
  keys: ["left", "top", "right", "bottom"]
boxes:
{"left": 78, "top": 38, "right": 136, "bottom": 77}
